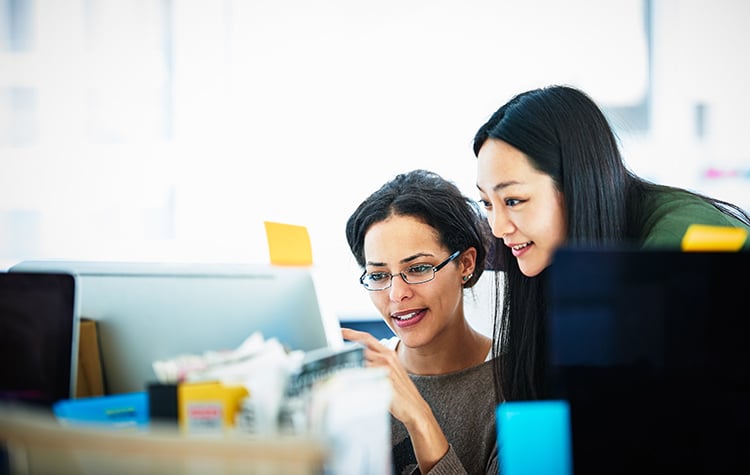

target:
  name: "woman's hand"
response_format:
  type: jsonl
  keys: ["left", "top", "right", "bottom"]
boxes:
{"left": 341, "top": 328, "right": 425, "bottom": 423}
{"left": 341, "top": 327, "right": 450, "bottom": 472}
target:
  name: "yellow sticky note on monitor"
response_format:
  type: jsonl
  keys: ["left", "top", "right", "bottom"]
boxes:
{"left": 681, "top": 224, "right": 748, "bottom": 252}
{"left": 264, "top": 221, "right": 314, "bottom": 266}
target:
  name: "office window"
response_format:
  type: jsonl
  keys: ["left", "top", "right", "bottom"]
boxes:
{"left": 82, "top": 0, "right": 171, "bottom": 143}
{"left": 1, "top": 0, "right": 34, "bottom": 52}
{"left": 0, "top": 87, "right": 37, "bottom": 146}
{"left": 2, "top": 0, "right": 747, "bottom": 320}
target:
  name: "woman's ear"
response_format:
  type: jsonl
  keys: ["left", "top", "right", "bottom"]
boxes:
{"left": 460, "top": 247, "right": 477, "bottom": 276}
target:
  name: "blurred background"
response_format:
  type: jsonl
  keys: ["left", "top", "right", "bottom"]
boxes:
{"left": 1, "top": 0, "right": 748, "bottom": 320}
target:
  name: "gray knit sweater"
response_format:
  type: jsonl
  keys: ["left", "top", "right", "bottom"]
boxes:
{"left": 388, "top": 355, "right": 499, "bottom": 475}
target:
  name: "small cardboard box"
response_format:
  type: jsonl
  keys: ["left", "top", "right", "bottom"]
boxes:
{"left": 76, "top": 318, "right": 105, "bottom": 398}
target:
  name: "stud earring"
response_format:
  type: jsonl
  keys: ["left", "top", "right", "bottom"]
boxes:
{"left": 462, "top": 273, "right": 473, "bottom": 282}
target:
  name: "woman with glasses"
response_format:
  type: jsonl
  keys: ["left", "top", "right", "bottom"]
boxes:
{"left": 342, "top": 169, "right": 498, "bottom": 475}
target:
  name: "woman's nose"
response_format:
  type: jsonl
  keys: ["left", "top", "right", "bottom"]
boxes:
{"left": 388, "top": 273, "right": 412, "bottom": 301}
{"left": 488, "top": 208, "right": 514, "bottom": 238}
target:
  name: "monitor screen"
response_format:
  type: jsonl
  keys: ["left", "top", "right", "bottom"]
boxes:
{"left": 0, "top": 272, "right": 78, "bottom": 408}
{"left": 545, "top": 248, "right": 749, "bottom": 475}
{"left": 9, "top": 261, "right": 343, "bottom": 395}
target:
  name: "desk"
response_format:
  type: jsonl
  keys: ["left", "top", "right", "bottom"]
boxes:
{"left": 0, "top": 405, "right": 327, "bottom": 475}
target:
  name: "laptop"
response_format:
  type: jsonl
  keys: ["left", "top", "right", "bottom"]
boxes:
{"left": 544, "top": 248, "right": 749, "bottom": 474}
{"left": 0, "top": 271, "right": 78, "bottom": 409}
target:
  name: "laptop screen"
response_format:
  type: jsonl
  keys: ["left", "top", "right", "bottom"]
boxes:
{"left": 545, "top": 248, "right": 749, "bottom": 475}
{"left": 0, "top": 272, "right": 78, "bottom": 409}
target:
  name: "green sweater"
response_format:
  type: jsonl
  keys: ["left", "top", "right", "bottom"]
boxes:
{"left": 639, "top": 189, "right": 750, "bottom": 250}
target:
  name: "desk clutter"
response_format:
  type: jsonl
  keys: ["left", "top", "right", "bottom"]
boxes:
{"left": 57, "top": 333, "right": 378, "bottom": 435}
{"left": 25, "top": 332, "right": 392, "bottom": 474}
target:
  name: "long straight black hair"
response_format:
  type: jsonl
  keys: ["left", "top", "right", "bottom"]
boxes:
{"left": 474, "top": 85, "right": 750, "bottom": 402}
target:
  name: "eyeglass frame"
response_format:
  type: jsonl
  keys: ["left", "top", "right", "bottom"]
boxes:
{"left": 358, "top": 250, "right": 462, "bottom": 291}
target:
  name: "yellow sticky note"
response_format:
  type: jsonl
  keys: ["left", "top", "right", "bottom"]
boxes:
{"left": 264, "top": 221, "right": 314, "bottom": 266}
{"left": 681, "top": 224, "right": 748, "bottom": 252}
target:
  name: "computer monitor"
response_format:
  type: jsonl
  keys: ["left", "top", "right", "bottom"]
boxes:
{"left": 0, "top": 271, "right": 78, "bottom": 408}
{"left": 545, "top": 248, "right": 749, "bottom": 475}
{"left": 9, "top": 260, "right": 343, "bottom": 395}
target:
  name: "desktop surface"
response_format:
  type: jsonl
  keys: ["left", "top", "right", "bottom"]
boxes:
{"left": 545, "top": 248, "right": 749, "bottom": 474}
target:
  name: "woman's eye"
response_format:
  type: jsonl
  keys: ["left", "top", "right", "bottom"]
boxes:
{"left": 368, "top": 272, "right": 390, "bottom": 282}
{"left": 505, "top": 198, "right": 522, "bottom": 207}
{"left": 478, "top": 199, "right": 491, "bottom": 210}
{"left": 407, "top": 264, "right": 433, "bottom": 276}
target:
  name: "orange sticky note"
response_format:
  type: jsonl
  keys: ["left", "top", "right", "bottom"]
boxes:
{"left": 681, "top": 224, "right": 748, "bottom": 252}
{"left": 264, "top": 221, "right": 314, "bottom": 266}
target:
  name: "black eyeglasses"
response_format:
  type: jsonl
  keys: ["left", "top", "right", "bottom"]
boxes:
{"left": 359, "top": 250, "right": 461, "bottom": 291}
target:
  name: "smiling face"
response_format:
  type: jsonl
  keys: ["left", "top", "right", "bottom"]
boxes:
{"left": 362, "top": 215, "right": 474, "bottom": 349}
{"left": 476, "top": 138, "right": 567, "bottom": 277}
